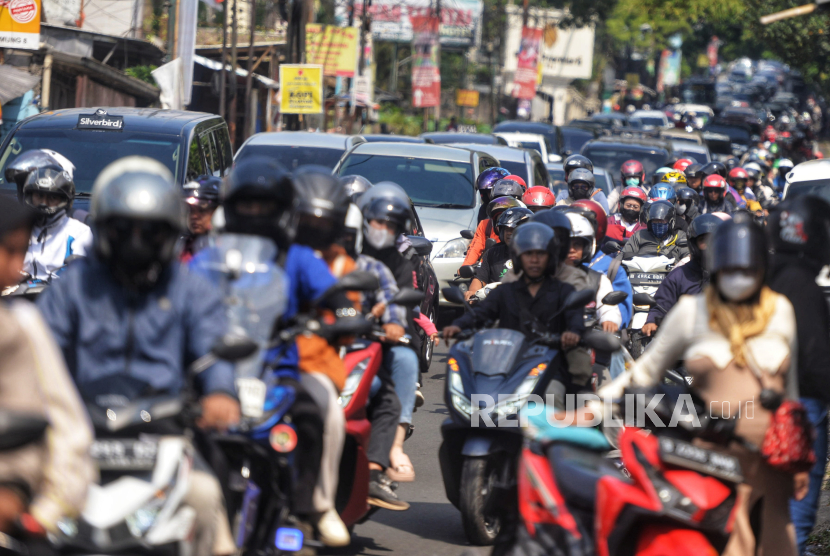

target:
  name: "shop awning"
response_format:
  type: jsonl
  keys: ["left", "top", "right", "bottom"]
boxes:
{"left": 0, "top": 65, "right": 41, "bottom": 105}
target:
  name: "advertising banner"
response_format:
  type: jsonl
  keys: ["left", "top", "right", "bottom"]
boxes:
{"left": 279, "top": 65, "right": 324, "bottom": 114}
{"left": 0, "top": 0, "right": 40, "bottom": 50}
{"left": 456, "top": 89, "right": 479, "bottom": 107}
{"left": 707, "top": 36, "right": 719, "bottom": 68}
{"left": 657, "top": 49, "right": 681, "bottom": 92}
{"left": 512, "top": 26, "right": 542, "bottom": 100}
{"left": 306, "top": 24, "right": 359, "bottom": 77}
{"left": 411, "top": 15, "right": 440, "bottom": 108}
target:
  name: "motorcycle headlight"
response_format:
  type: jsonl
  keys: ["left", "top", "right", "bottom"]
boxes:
{"left": 514, "top": 375, "right": 539, "bottom": 398}
{"left": 434, "top": 238, "right": 470, "bottom": 259}
{"left": 338, "top": 358, "right": 370, "bottom": 407}
{"left": 493, "top": 395, "right": 528, "bottom": 418}
{"left": 450, "top": 371, "right": 464, "bottom": 394}
{"left": 451, "top": 393, "right": 473, "bottom": 416}
{"left": 126, "top": 495, "right": 165, "bottom": 537}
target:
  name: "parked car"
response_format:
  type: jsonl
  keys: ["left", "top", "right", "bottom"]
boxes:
{"left": 581, "top": 137, "right": 674, "bottom": 184}
{"left": 453, "top": 144, "right": 551, "bottom": 188}
{"left": 0, "top": 107, "right": 232, "bottom": 213}
{"left": 493, "top": 121, "right": 563, "bottom": 157}
{"left": 421, "top": 133, "right": 507, "bottom": 145}
{"left": 334, "top": 143, "right": 498, "bottom": 305}
{"left": 235, "top": 131, "right": 366, "bottom": 170}
{"left": 362, "top": 134, "right": 427, "bottom": 143}
{"left": 494, "top": 132, "right": 560, "bottom": 162}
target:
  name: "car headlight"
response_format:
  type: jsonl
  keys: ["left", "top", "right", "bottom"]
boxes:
{"left": 434, "top": 238, "right": 470, "bottom": 259}
{"left": 338, "top": 358, "right": 370, "bottom": 407}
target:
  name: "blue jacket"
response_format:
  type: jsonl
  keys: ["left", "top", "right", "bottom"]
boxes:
{"left": 589, "top": 251, "right": 633, "bottom": 327}
{"left": 37, "top": 257, "right": 236, "bottom": 397}
{"left": 645, "top": 259, "right": 706, "bottom": 324}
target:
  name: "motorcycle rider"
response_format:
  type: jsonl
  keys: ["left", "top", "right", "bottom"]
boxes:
{"left": 0, "top": 197, "right": 94, "bottom": 544}
{"left": 620, "top": 159, "right": 646, "bottom": 188}
{"left": 461, "top": 196, "right": 526, "bottom": 267}
{"left": 727, "top": 168, "right": 763, "bottom": 214}
{"left": 556, "top": 168, "right": 610, "bottom": 213}
{"left": 474, "top": 167, "right": 510, "bottom": 222}
{"left": 607, "top": 186, "right": 647, "bottom": 242}
{"left": 676, "top": 186, "right": 700, "bottom": 225}
{"left": 181, "top": 175, "right": 221, "bottom": 262}
{"left": 491, "top": 178, "right": 525, "bottom": 201}
{"left": 641, "top": 213, "right": 722, "bottom": 336}
{"left": 563, "top": 154, "right": 592, "bottom": 182}
{"left": 673, "top": 158, "right": 694, "bottom": 172}
{"left": 773, "top": 158, "right": 794, "bottom": 195}
{"left": 522, "top": 186, "right": 556, "bottom": 213}
{"left": 5, "top": 150, "right": 92, "bottom": 282}
{"left": 467, "top": 207, "right": 533, "bottom": 300}
{"left": 744, "top": 162, "right": 777, "bottom": 210}
{"left": 700, "top": 175, "right": 738, "bottom": 215}
{"left": 36, "top": 157, "right": 239, "bottom": 556}
{"left": 621, "top": 200, "right": 689, "bottom": 261}
{"left": 339, "top": 174, "right": 373, "bottom": 203}
{"left": 684, "top": 162, "right": 705, "bottom": 193}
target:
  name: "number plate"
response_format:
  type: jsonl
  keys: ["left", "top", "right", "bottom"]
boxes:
{"left": 658, "top": 437, "right": 743, "bottom": 483}
{"left": 90, "top": 438, "right": 158, "bottom": 471}
{"left": 237, "top": 378, "right": 267, "bottom": 419}
{"left": 630, "top": 272, "right": 666, "bottom": 283}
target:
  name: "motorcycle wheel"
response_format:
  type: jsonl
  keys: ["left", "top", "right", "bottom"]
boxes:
{"left": 459, "top": 456, "right": 501, "bottom": 545}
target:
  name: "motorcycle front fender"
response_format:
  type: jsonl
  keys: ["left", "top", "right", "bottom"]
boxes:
{"left": 461, "top": 433, "right": 520, "bottom": 457}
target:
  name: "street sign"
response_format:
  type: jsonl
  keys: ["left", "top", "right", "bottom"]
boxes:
{"left": 411, "top": 15, "right": 440, "bottom": 108}
{"left": 456, "top": 89, "right": 479, "bottom": 107}
{"left": 0, "top": 0, "right": 41, "bottom": 50}
{"left": 306, "top": 25, "right": 359, "bottom": 77}
{"left": 279, "top": 65, "right": 324, "bottom": 114}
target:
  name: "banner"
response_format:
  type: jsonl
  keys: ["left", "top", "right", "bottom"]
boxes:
{"left": 512, "top": 26, "right": 541, "bottom": 100}
{"left": 707, "top": 36, "right": 719, "bottom": 68}
{"left": 0, "top": 0, "right": 41, "bottom": 50}
{"left": 656, "top": 49, "right": 681, "bottom": 92}
{"left": 279, "top": 65, "right": 324, "bottom": 114}
{"left": 177, "top": 0, "right": 198, "bottom": 105}
{"left": 456, "top": 89, "right": 479, "bottom": 107}
{"left": 411, "top": 15, "right": 440, "bottom": 108}
{"left": 306, "top": 24, "right": 359, "bottom": 77}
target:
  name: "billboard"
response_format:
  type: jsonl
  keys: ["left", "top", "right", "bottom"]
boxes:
{"left": 306, "top": 24, "right": 359, "bottom": 77}
{"left": 280, "top": 65, "right": 324, "bottom": 114}
{"left": 0, "top": 0, "right": 40, "bottom": 50}
{"left": 411, "top": 15, "right": 440, "bottom": 108}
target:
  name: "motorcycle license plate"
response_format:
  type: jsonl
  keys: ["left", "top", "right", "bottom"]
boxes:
{"left": 658, "top": 437, "right": 743, "bottom": 483}
{"left": 237, "top": 377, "right": 267, "bottom": 419}
{"left": 90, "top": 438, "right": 158, "bottom": 471}
{"left": 630, "top": 272, "right": 665, "bottom": 284}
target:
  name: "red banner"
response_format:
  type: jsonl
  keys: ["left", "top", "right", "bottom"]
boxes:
{"left": 512, "top": 26, "right": 542, "bottom": 100}
{"left": 411, "top": 15, "right": 440, "bottom": 108}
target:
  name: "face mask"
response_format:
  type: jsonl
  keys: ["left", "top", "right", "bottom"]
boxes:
{"left": 620, "top": 208, "right": 640, "bottom": 223}
{"left": 676, "top": 204, "right": 687, "bottom": 216}
{"left": 625, "top": 177, "right": 640, "bottom": 187}
{"left": 364, "top": 224, "right": 396, "bottom": 250}
{"left": 718, "top": 271, "right": 761, "bottom": 302}
{"left": 651, "top": 222, "right": 669, "bottom": 239}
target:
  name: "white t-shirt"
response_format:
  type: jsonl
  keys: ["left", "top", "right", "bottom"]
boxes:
{"left": 24, "top": 215, "right": 92, "bottom": 281}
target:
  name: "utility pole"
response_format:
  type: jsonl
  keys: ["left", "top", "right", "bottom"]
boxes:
{"left": 166, "top": 0, "right": 177, "bottom": 61}
{"left": 219, "top": 0, "right": 228, "bottom": 119}
{"left": 229, "top": 0, "right": 239, "bottom": 147}
{"left": 243, "top": 0, "right": 255, "bottom": 139}
{"left": 522, "top": 0, "right": 528, "bottom": 26}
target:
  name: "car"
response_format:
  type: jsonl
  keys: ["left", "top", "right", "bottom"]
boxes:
{"left": 590, "top": 113, "right": 633, "bottom": 129}
{"left": 493, "top": 121, "right": 563, "bottom": 157}
{"left": 581, "top": 137, "right": 673, "bottom": 184}
{"left": 560, "top": 125, "right": 597, "bottom": 157}
{"left": 362, "top": 134, "right": 427, "bottom": 143}
{"left": 421, "top": 132, "right": 507, "bottom": 145}
{"left": 235, "top": 131, "right": 366, "bottom": 170}
{"left": 670, "top": 141, "right": 711, "bottom": 164}
{"left": 630, "top": 110, "right": 672, "bottom": 130}
{"left": 0, "top": 107, "right": 232, "bottom": 213}
{"left": 334, "top": 143, "right": 499, "bottom": 305}
{"left": 452, "top": 144, "right": 551, "bottom": 188}
{"left": 546, "top": 163, "right": 617, "bottom": 212}
{"left": 702, "top": 132, "right": 734, "bottom": 162}
{"left": 659, "top": 128, "right": 705, "bottom": 145}
{"left": 494, "top": 132, "right": 560, "bottom": 162}
{"left": 702, "top": 121, "right": 753, "bottom": 157}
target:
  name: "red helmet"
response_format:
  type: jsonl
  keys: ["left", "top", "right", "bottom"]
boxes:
{"left": 522, "top": 186, "right": 556, "bottom": 212}
{"left": 504, "top": 174, "right": 527, "bottom": 190}
{"left": 728, "top": 167, "right": 749, "bottom": 181}
{"left": 673, "top": 158, "right": 694, "bottom": 172}
{"left": 703, "top": 174, "right": 728, "bottom": 191}
{"left": 620, "top": 160, "right": 645, "bottom": 187}
{"left": 571, "top": 198, "right": 608, "bottom": 243}
{"left": 620, "top": 186, "right": 648, "bottom": 205}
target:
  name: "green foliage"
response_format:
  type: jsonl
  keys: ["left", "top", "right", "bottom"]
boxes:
{"left": 378, "top": 104, "right": 425, "bottom": 136}
{"left": 125, "top": 66, "right": 158, "bottom": 85}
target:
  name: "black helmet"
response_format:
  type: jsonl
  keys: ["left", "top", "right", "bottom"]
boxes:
{"left": 362, "top": 196, "right": 412, "bottom": 236}
{"left": 723, "top": 157, "right": 741, "bottom": 171}
{"left": 509, "top": 221, "right": 559, "bottom": 276}
{"left": 496, "top": 206, "right": 533, "bottom": 243}
{"left": 339, "top": 174, "right": 373, "bottom": 203}
{"left": 701, "top": 161, "right": 728, "bottom": 179}
{"left": 688, "top": 213, "right": 722, "bottom": 263}
{"left": 646, "top": 200, "right": 676, "bottom": 239}
{"left": 6, "top": 149, "right": 75, "bottom": 201}
{"left": 563, "top": 154, "right": 593, "bottom": 180}
{"left": 684, "top": 163, "right": 705, "bottom": 183}
{"left": 183, "top": 175, "right": 221, "bottom": 207}
{"left": 567, "top": 168, "right": 595, "bottom": 200}
{"left": 531, "top": 207, "right": 572, "bottom": 264}
{"left": 293, "top": 165, "right": 350, "bottom": 250}
{"left": 707, "top": 218, "right": 767, "bottom": 283}
{"left": 675, "top": 187, "right": 699, "bottom": 218}
{"left": 21, "top": 165, "right": 75, "bottom": 224}
{"left": 768, "top": 195, "right": 830, "bottom": 269}
{"left": 491, "top": 178, "right": 524, "bottom": 200}
{"left": 223, "top": 156, "right": 297, "bottom": 250}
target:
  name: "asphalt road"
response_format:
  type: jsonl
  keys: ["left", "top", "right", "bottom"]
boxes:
{"left": 321, "top": 335, "right": 492, "bottom": 556}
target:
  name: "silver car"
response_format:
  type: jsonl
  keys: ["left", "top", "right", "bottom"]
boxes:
{"left": 235, "top": 131, "right": 366, "bottom": 170}
{"left": 335, "top": 143, "right": 499, "bottom": 304}
{"left": 451, "top": 144, "right": 551, "bottom": 189}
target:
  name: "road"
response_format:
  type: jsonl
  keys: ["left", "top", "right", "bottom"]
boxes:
{"left": 321, "top": 339, "right": 492, "bottom": 556}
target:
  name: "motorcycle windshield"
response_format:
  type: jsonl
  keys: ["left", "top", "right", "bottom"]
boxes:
{"left": 471, "top": 329, "right": 526, "bottom": 376}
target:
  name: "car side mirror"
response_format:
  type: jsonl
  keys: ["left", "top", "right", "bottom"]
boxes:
{"left": 633, "top": 292, "right": 657, "bottom": 306}
{"left": 211, "top": 334, "right": 259, "bottom": 362}
{"left": 390, "top": 288, "right": 425, "bottom": 307}
{"left": 408, "top": 236, "right": 433, "bottom": 257}
{"left": 458, "top": 265, "right": 476, "bottom": 279}
{"left": 563, "top": 288, "right": 595, "bottom": 311}
{"left": 601, "top": 291, "right": 628, "bottom": 306}
{"left": 460, "top": 229, "right": 475, "bottom": 240}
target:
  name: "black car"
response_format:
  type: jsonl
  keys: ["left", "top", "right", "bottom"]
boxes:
{"left": 560, "top": 125, "right": 597, "bottom": 157}
{"left": 493, "top": 121, "right": 562, "bottom": 157}
{"left": 581, "top": 136, "right": 674, "bottom": 183}
{"left": 421, "top": 132, "right": 507, "bottom": 145}
{"left": 0, "top": 107, "right": 232, "bottom": 212}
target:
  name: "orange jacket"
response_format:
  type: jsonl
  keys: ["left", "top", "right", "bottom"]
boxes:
{"left": 461, "top": 218, "right": 500, "bottom": 267}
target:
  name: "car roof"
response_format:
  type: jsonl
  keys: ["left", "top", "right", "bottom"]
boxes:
{"left": 495, "top": 132, "right": 545, "bottom": 142}
{"left": 631, "top": 110, "right": 666, "bottom": 118}
{"left": 493, "top": 121, "right": 556, "bottom": 133}
{"left": 582, "top": 137, "right": 672, "bottom": 152}
{"left": 362, "top": 134, "right": 426, "bottom": 143}
{"left": 450, "top": 143, "right": 530, "bottom": 162}
{"left": 345, "top": 142, "right": 476, "bottom": 162}
{"left": 421, "top": 132, "right": 503, "bottom": 144}
{"left": 786, "top": 160, "right": 830, "bottom": 183}
{"left": 16, "top": 107, "right": 220, "bottom": 135}
{"left": 244, "top": 131, "right": 360, "bottom": 149}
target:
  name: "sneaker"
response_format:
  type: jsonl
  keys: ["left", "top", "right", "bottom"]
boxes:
{"left": 414, "top": 387, "right": 425, "bottom": 409}
{"left": 314, "top": 509, "right": 350, "bottom": 547}
{"left": 368, "top": 470, "right": 410, "bottom": 510}
{"left": 377, "top": 472, "right": 399, "bottom": 491}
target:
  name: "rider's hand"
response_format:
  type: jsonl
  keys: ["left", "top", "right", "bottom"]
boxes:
{"left": 794, "top": 472, "right": 809, "bottom": 501}
{"left": 642, "top": 323, "right": 658, "bottom": 336}
{"left": 199, "top": 393, "right": 241, "bottom": 431}
{"left": 443, "top": 325, "right": 462, "bottom": 341}
{"left": 383, "top": 323, "right": 405, "bottom": 343}
{"left": 561, "top": 332, "right": 580, "bottom": 350}
{"left": 371, "top": 303, "right": 386, "bottom": 320}
{"left": 602, "top": 321, "right": 619, "bottom": 333}
{"left": 429, "top": 332, "right": 440, "bottom": 347}
{"left": 0, "top": 487, "right": 25, "bottom": 534}
{"left": 464, "top": 290, "right": 476, "bottom": 301}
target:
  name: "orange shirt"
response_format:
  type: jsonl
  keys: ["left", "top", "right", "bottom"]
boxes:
{"left": 461, "top": 219, "right": 500, "bottom": 267}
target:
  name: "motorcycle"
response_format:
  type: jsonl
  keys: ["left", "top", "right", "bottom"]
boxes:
{"left": 621, "top": 255, "right": 675, "bottom": 358}
{"left": 437, "top": 286, "right": 620, "bottom": 546}
{"left": 457, "top": 264, "right": 501, "bottom": 304}
{"left": 1, "top": 255, "right": 84, "bottom": 300}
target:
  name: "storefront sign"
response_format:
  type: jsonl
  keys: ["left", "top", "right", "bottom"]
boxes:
{"left": 279, "top": 65, "right": 323, "bottom": 114}
{"left": 306, "top": 24, "right": 359, "bottom": 77}
{"left": 0, "top": 0, "right": 41, "bottom": 50}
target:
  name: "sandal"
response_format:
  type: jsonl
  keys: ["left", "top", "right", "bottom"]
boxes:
{"left": 387, "top": 451, "right": 416, "bottom": 482}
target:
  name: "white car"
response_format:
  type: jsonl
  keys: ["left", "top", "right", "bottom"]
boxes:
{"left": 494, "top": 132, "right": 562, "bottom": 163}
{"left": 782, "top": 159, "right": 830, "bottom": 201}
{"left": 630, "top": 110, "right": 672, "bottom": 130}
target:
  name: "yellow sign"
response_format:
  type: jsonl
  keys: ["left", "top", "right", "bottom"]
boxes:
{"left": 306, "top": 24, "right": 359, "bottom": 77}
{"left": 456, "top": 89, "right": 479, "bottom": 107}
{"left": 279, "top": 64, "right": 323, "bottom": 114}
{"left": 0, "top": 0, "right": 41, "bottom": 50}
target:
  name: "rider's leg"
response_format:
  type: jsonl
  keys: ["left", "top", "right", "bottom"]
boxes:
{"left": 384, "top": 345, "right": 419, "bottom": 479}
{"left": 184, "top": 468, "right": 235, "bottom": 556}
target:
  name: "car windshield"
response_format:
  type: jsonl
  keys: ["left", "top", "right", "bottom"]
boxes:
{"left": 674, "top": 148, "right": 710, "bottom": 163}
{"left": 561, "top": 128, "right": 593, "bottom": 154}
{"left": 637, "top": 117, "right": 666, "bottom": 128}
{"left": 499, "top": 161, "right": 529, "bottom": 182}
{"left": 704, "top": 125, "right": 751, "bottom": 144}
{"left": 339, "top": 154, "right": 475, "bottom": 208}
{"left": 0, "top": 129, "right": 181, "bottom": 193}
{"left": 237, "top": 144, "right": 345, "bottom": 170}
{"left": 581, "top": 146, "right": 670, "bottom": 180}
{"left": 786, "top": 179, "right": 830, "bottom": 204}
{"left": 518, "top": 141, "right": 542, "bottom": 154}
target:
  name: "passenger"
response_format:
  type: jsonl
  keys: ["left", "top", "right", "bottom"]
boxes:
{"left": 621, "top": 200, "right": 689, "bottom": 260}
{"left": 180, "top": 175, "right": 221, "bottom": 262}
{"left": 466, "top": 207, "right": 533, "bottom": 299}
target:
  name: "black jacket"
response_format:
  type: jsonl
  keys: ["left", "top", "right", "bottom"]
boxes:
{"left": 475, "top": 243, "right": 512, "bottom": 284}
{"left": 621, "top": 229, "right": 689, "bottom": 261}
{"left": 769, "top": 254, "right": 830, "bottom": 402}
{"left": 452, "top": 276, "right": 584, "bottom": 339}
{"left": 646, "top": 258, "right": 707, "bottom": 324}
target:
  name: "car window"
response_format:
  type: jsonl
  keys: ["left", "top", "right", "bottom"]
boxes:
{"left": 499, "top": 160, "right": 529, "bottom": 183}
{"left": 237, "top": 144, "right": 345, "bottom": 170}
{"left": 786, "top": 179, "right": 830, "bottom": 204}
{"left": 215, "top": 126, "right": 233, "bottom": 174}
{"left": 519, "top": 141, "right": 543, "bottom": 155}
{"left": 339, "top": 154, "right": 475, "bottom": 208}
{"left": 581, "top": 146, "right": 670, "bottom": 181}
{"left": 533, "top": 162, "right": 547, "bottom": 188}
{"left": 187, "top": 137, "right": 207, "bottom": 181}
{"left": 594, "top": 173, "right": 611, "bottom": 195}
{"left": 200, "top": 132, "right": 222, "bottom": 176}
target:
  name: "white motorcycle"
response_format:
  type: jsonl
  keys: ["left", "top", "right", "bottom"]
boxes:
{"left": 621, "top": 255, "right": 675, "bottom": 358}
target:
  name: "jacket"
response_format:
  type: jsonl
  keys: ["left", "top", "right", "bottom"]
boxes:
{"left": 645, "top": 258, "right": 707, "bottom": 325}
{"left": 701, "top": 193, "right": 738, "bottom": 215}
{"left": 555, "top": 189, "right": 610, "bottom": 213}
{"left": 589, "top": 251, "right": 633, "bottom": 327}
{"left": 37, "top": 257, "right": 236, "bottom": 398}
{"left": 462, "top": 218, "right": 500, "bottom": 267}
{"left": 475, "top": 242, "right": 512, "bottom": 284}
{"left": 24, "top": 215, "right": 92, "bottom": 281}
{"left": 621, "top": 229, "right": 689, "bottom": 261}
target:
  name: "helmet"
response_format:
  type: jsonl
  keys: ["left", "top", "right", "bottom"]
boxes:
{"left": 356, "top": 181, "right": 410, "bottom": 212}
{"left": 362, "top": 196, "right": 411, "bottom": 235}
{"left": 522, "top": 186, "right": 556, "bottom": 212}
{"left": 673, "top": 158, "right": 694, "bottom": 172}
{"left": 571, "top": 198, "right": 608, "bottom": 243}
{"left": 768, "top": 196, "right": 830, "bottom": 268}
{"left": 563, "top": 154, "right": 593, "bottom": 180}
{"left": 504, "top": 174, "right": 528, "bottom": 190}
{"left": 21, "top": 165, "right": 75, "bottom": 224}
{"left": 660, "top": 171, "right": 687, "bottom": 187}
{"left": 90, "top": 157, "right": 184, "bottom": 289}
{"left": 723, "top": 157, "right": 741, "bottom": 171}
{"left": 339, "top": 175, "right": 373, "bottom": 202}
{"left": 676, "top": 187, "right": 699, "bottom": 217}
{"left": 341, "top": 203, "right": 363, "bottom": 258}
{"left": 567, "top": 168, "right": 595, "bottom": 200}
{"left": 487, "top": 196, "right": 526, "bottom": 223}
{"left": 509, "top": 222, "right": 559, "bottom": 276}
{"left": 708, "top": 218, "right": 768, "bottom": 285}
{"left": 727, "top": 167, "right": 749, "bottom": 192}
{"left": 620, "top": 186, "right": 647, "bottom": 206}
{"left": 777, "top": 158, "right": 794, "bottom": 172}
{"left": 564, "top": 212, "right": 596, "bottom": 264}
{"left": 650, "top": 184, "right": 677, "bottom": 202}
{"left": 492, "top": 178, "right": 525, "bottom": 200}
{"left": 684, "top": 163, "right": 705, "bottom": 183}
{"left": 496, "top": 207, "right": 533, "bottom": 243}
{"left": 183, "top": 175, "right": 221, "bottom": 208}
{"left": 703, "top": 175, "right": 728, "bottom": 203}
{"left": 620, "top": 160, "right": 645, "bottom": 187}
{"left": 646, "top": 200, "right": 675, "bottom": 239}
{"left": 475, "top": 167, "right": 510, "bottom": 191}
{"left": 701, "top": 161, "right": 728, "bottom": 178}
{"left": 688, "top": 213, "right": 722, "bottom": 263}
{"left": 223, "top": 156, "right": 297, "bottom": 249}
{"left": 652, "top": 167, "right": 673, "bottom": 185}
{"left": 531, "top": 208, "right": 571, "bottom": 263}
{"left": 6, "top": 149, "right": 75, "bottom": 195}
{"left": 743, "top": 163, "right": 762, "bottom": 181}
{"left": 293, "top": 165, "right": 350, "bottom": 250}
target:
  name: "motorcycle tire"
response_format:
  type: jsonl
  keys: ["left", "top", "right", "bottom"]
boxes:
{"left": 460, "top": 456, "right": 502, "bottom": 545}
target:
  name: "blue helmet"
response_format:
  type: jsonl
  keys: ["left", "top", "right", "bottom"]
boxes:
{"left": 650, "top": 184, "right": 677, "bottom": 202}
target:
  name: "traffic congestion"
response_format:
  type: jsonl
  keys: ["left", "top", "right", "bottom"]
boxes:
{"left": 1, "top": 41, "right": 830, "bottom": 556}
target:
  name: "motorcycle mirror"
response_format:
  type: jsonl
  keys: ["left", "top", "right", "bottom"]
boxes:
{"left": 582, "top": 330, "right": 622, "bottom": 353}
{"left": 485, "top": 238, "right": 497, "bottom": 250}
{"left": 601, "top": 291, "right": 628, "bottom": 306}
{"left": 324, "top": 316, "right": 374, "bottom": 339}
{"left": 458, "top": 265, "right": 476, "bottom": 279}
{"left": 601, "top": 241, "right": 622, "bottom": 255}
{"left": 212, "top": 334, "right": 259, "bottom": 361}
{"left": 633, "top": 292, "right": 657, "bottom": 306}
{"left": 441, "top": 286, "right": 470, "bottom": 310}
{"left": 408, "top": 236, "right": 434, "bottom": 257}
{"left": 0, "top": 411, "right": 48, "bottom": 451}
{"left": 563, "top": 288, "right": 595, "bottom": 311}
{"left": 460, "top": 229, "right": 474, "bottom": 240}
{"left": 390, "top": 288, "right": 425, "bottom": 307}
{"left": 336, "top": 270, "right": 381, "bottom": 292}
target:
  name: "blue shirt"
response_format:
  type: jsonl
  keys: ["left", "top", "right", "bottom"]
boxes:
{"left": 589, "top": 251, "right": 633, "bottom": 327}
{"left": 356, "top": 254, "right": 407, "bottom": 327}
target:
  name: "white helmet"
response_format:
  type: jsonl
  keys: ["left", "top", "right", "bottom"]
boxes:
{"left": 564, "top": 212, "right": 595, "bottom": 264}
{"left": 778, "top": 158, "right": 794, "bottom": 170}
{"left": 343, "top": 203, "right": 363, "bottom": 256}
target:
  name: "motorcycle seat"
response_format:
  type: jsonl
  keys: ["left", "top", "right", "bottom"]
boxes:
{"left": 546, "top": 443, "right": 626, "bottom": 510}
